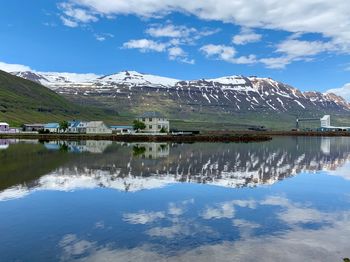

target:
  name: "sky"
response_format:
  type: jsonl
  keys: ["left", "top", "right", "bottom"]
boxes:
{"left": 0, "top": 0, "right": 350, "bottom": 95}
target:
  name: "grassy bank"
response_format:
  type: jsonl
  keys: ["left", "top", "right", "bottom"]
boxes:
{"left": 0, "top": 133, "right": 272, "bottom": 143}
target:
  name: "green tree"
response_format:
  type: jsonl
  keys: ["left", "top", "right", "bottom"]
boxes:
{"left": 133, "top": 120, "right": 146, "bottom": 132}
{"left": 160, "top": 127, "right": 167, "bottom": 133}
{"left": 132, "top": 145, "right": 146, "bottom": 157}
{"left": 60, "top": 121, "right": 69, "bottom": 132}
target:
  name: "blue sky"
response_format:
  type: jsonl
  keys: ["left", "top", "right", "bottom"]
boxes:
{"left": 1, "top": 0, "right": 350, "bottom": 93}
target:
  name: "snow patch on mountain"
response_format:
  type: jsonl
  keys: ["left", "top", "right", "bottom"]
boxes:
{"left": 206, "top": 75, "right": 246, "bottom": 85}
{"left": 12, "top": 71, "right": 100, "bottom": 85}
{"left": 97, "top": 70, "right": 180, "bottom": 87}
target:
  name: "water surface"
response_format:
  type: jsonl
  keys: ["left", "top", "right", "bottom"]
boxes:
{"left": 0, "top": 137, "right": 350, "bottom": 262}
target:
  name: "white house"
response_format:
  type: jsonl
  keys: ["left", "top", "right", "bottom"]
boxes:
{"left": 0, "top": 122, "right": 10, "bottom": 133}
{"left": 136, "top": 112, "right": 169, "bottom": 133}
{"left": 43, "top": 123, "right": 60, "bottom": 133}
{"left": 110, "top": 125, "right": 134, "bottom": 134}
{"left": 320, "top": 115, "right": 331, "bottom": 128}
{"left": 86, "top": 121, "right": 112, "bottom": 134}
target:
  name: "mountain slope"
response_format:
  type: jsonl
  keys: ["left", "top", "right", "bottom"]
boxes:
{"left": 12, "top": 70, "right": 350, "bottom": 129}
{"left": 0, "top": 70, "right": 113, "bottom": 126}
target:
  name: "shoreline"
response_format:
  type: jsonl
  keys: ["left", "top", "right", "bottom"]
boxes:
{"left": 2, "top": 130, "right": 350, "bottom": 142}
{"left": 217, "top": 131, "right": 350, "bottom": 137}
{"left": 0, "top": 133, "right": 272, "bottom": 143}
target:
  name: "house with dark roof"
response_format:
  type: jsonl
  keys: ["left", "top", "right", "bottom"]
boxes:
{"left": 68, "top": 120, "right": 87, "bottom": 133}
{"left": 23, "top": 124, "right": 44, "bottom": 132}
{"left": 136, "top": 111, "right": 169, "bottom": 133}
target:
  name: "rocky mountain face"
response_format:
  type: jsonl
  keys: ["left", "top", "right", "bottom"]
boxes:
{"left": 11, "top": 70, "right": 350, "bottom": 128}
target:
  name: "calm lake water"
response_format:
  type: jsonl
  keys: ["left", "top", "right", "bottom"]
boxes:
{"left": 0, "top": 137, "right": 350, "bottom": 262}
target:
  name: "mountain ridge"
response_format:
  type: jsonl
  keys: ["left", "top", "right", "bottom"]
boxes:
{"left": 11, "top": 70, "right": 350, "bottom": 129}
{"left": 0, "top": 70, "right": 114, "bottom": 126}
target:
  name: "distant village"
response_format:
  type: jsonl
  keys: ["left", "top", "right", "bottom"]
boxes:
{"left": 0, "top": 111, "right": 183, "bottom": 135}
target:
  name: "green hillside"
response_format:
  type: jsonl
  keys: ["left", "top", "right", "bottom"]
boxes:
{"left": 0, "top": 70, "right": 114, "bottom": 126}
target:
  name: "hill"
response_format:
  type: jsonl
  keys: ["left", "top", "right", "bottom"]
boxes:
{"left": 0, "top": 70, "right": 114, "bottom": 126}
{"left": 11, "top": 70, "right": 350, "bottom": 130}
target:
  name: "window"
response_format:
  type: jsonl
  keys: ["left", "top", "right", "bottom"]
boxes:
{"left": 158, "top": 125, "right": 161, "bottom": 129}
{"left": 149, "top": 125, "right": 152, "bottom": 129}
{"left": 142, "top": 118, "right": 145, "bottom": 122}
{"left": 149, "top": 118, "right": 152, "bottom": 122}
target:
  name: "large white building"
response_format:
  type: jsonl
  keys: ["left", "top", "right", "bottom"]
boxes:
{"left": 86, "top": 121, "right": 112, "bottom": 134}
{"left": 320, "top": 115, "right": 350, "bottom": 131}
{"left": 136, "top": 112, "right": 169, "bottom": 133}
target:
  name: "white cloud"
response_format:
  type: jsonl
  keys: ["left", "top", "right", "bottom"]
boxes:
{"left": 259, "top": 56, "right": 293, "bottom": 69}
{"left": 146, "top": 24, "right": 219, "bottom": 43}
{"left": 168, "top": 46, "right": 194, "bottom": 64}
{"left": 62, "top": 1, "right": 350, "bottom": 48}
{"left": 58, "top": 2, "right": 98, "bottom": 27}
{"left": 232, "top": 28, "right": 262, "bottom": 45}
{"left": 122, "top": 39, "right": 168, "bottom": 52}
{"left": 201, "top": 199, "right": 257, "bottom": 220}
{"left": 60, "top": 16, "right": 79, "bottom": 27}
{"left": 260, "top": 38, "right": 335, "bottom": 69}
{"left": 146, "top": 24, "right": 195, "bottom": 38}
{"left": 94, "top": 33, "right": 114, "bottom": 42}
{"left": 0, "top": 61, "right": 32, "bottom": 72}
{"left": 147, "top": 224, "right": 184, "bottom": 238}
{"left": 57, "top": 203, "right": 350, "bottom": 262}
{"left": 201, "top": 202, "right": 236, "bottom": 219}
{"left": 200, "top": 44, "right": 257, "bottom": 64}
{"left": 59, "top": 0, "right": 350, "bottom": 68}
{"left": 123, "top": 24, "right": 202, "bottom": 64}
{"left": 123, "top": 211, "right": 165, "bottom": 224}
{"left": 326, "top": 83, "right": 350, "bottom": 102}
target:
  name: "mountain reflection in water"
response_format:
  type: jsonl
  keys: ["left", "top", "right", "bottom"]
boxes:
{"left": 1, "top": 137, "right": 350, "bottom": 200}
{"left": 1, "top": 138, "right": 350, "bottom": 262}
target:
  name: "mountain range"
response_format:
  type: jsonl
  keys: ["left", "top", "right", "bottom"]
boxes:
{"left": 0, "top": 70, "right": 114, "bottom": 126}
{"left": 10, "top": 70, "right": 350, "bottom": 129}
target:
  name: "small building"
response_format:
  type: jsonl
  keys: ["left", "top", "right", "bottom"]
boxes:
{"left": 44, "top": 123, "right": 60, "bottom": 133}
{"left": 110, "top": 125, "right": 134, "bottom": 134}
{"left": 23, "top": 124, "right": 44, "bottom": 132}
{"left": 318, "top": 115, "right": 350, "bottom": 132}
{"left": 320, "top": 115, "right": 331, "bottom": 128}
{"left": 68, "top": 121, "right": 87, "bottom": 133}
{"left": 86, "top": 121, "right": 112, "bottom": 134}
{"left": 0, "top": 122, "right": 10, "bottom": 132}
{"left": 136, "top": 112, "right": 169, "bottom": 133}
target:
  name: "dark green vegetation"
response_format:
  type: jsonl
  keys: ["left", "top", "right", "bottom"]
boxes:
{"left": 133, "top": 119, "right": 146, "bottom": 131}
{"left": 0, "top": 133, "right": 272, "bottom": 142}
{"left": 0, "top": 143, "right": 72, "bottom": 191}
{"left": 0, "top": 70, "right": 114, "bottom": 126}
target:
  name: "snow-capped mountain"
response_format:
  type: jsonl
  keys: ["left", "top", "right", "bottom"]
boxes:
{"left": 12, "top": 71, "right": 100, "bottom": 85}
{"left": 11, "top": 70, "right": 350, "bottom": 121}
{"left": 97, "top": 70, "right": 179, "bottom": 87}
{"left": 12, "top": 70, "right": 179, "bottom": 88}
